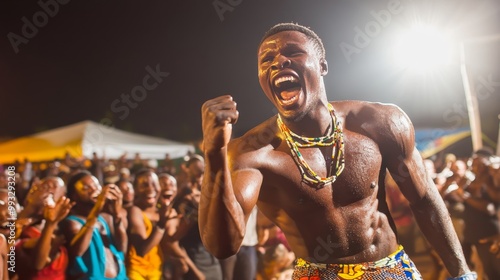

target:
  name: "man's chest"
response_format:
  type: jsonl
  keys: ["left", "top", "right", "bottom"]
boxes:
{"left": 258, "top": 130, "right": 384, "bottom": 206}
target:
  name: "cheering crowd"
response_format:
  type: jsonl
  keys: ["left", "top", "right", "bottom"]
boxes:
{"left": 0, "top": 147, "right": 499, "bottom": 279}
{"left": 0, "top": 152, "right": 297, "bottom": 280}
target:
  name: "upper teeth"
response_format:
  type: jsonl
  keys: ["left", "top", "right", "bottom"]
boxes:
{"left": 274, "top": 75, "right": 297, "bottom": 87}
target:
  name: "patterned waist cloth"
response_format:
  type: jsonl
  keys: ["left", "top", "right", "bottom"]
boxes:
{"left": 292, "top": 245, "right": 423, "bottom": 280}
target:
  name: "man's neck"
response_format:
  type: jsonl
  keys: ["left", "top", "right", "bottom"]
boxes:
{"left": 281, "top": 101, "right": 332, "bottom": 138}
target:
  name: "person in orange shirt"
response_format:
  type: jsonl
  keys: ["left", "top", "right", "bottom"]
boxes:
{"left": 126, "top": 169, "right": 171, "bottom": 280}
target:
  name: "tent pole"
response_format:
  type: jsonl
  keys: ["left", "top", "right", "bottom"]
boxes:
{"left": 497, "top": 114, "right": 500, "bottom": 156}
{"left": 460, "top": 42, "right": 483, "bottom": 152}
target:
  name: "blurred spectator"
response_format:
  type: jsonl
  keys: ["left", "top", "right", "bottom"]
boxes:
{"left": 119, "top": 167, "right": 132, "bottom": 182}
{"left": 176, "top": 155, "right": 222, "bottom": 279}
{"left": 89, "top": 152, "right": 104, "bottom": 184}
{"left": 31, "top": 196, "right": 73, "bottom": 279}
{"left": 256, "top": 210, "right": 294, "bottom": 280}
{"left": 451, "top": 148, "right": 500, "bottom": 279}
{"left": 61, "top": 171, "right": 127, "bottom": 279}
{"left": 441, "top": 159, "right": 470, "bottom": 245}
{"left": 16, "top": 176, "right": 67, "bottom": 238}
{"left": 480, "top": 234, "right": 500, "bottom": 259}
{"left": 130, "top": 153, "right": 145, "bottom": 175}
{"left": 0, "top": 189, "right": 17, "bottom": 240}
{"left": 117, "top": 178, "right": 134, "bottom": 210}
{"left": 159, "top": 153, "right": 176, "bottom": 175}
{"left": 220, "top": 206, "right": 259, "bottom": 280}
{"left": 257, "top": 243, "right": 294, "bottom": 280}
{"left": 19, "top": 158, "right": 33, "bottom": 202}
{"left": 15, "top": 177, "right": 69, "bottom": 280}
{"left": 116, "top": 153, "right": 130, "bottom": 171}
{"left": 126, "top": 169, "right": 167, "bottom": 280}
{"left": 158, "top": 174, "right": 177, "bottom": 209}
{"left": 176, "top": 152, "right": 198, "bottom": 189}
{"left": 158, "top": 173, "right": 204, "bottom": 280}
{"left": 439, "top": 153, "right": 457, "bottom": 177}
{"left": 487, "top": 155, "right": 500, "bottom": 200}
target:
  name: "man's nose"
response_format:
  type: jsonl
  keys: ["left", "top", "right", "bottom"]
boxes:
{"left": 271, "top": 55, "right": 291, "bottom": 70}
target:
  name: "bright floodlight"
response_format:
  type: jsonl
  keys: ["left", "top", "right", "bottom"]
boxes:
{"left": 392, "top": 24, "right": 453, "bottom": 72}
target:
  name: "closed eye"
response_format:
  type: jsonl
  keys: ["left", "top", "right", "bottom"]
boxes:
{"left": 260, "top": 56, "right": 273, "bottom": 64}
{"left": 285, "top": 50, "right": 304, "bottom": 57}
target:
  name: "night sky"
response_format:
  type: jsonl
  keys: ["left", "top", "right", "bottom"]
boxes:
{"left": 1, "top": 0, "right": 499, "bottom": 146}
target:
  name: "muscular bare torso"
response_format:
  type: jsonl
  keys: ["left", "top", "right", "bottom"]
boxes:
{"left": 229, "top": 101, "right": 400, "bottom": 263}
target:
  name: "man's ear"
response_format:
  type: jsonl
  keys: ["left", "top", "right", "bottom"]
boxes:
{"left": 320, "top": 58, "right": 328, "bottom": 76}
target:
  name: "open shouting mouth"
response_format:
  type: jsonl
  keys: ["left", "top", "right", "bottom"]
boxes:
{"left": 273, "top": 74, "right": 302, "bottom": 106}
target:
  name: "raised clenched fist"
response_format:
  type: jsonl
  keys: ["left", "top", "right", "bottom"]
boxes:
{"left": 201, "top": 95, "right": 239, "bottom": 154}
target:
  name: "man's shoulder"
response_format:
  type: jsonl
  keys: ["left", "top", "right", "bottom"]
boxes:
{"left": 228, "top": 116, "right": 279, "bottom": 155}
{"left": 334, "top": 100, "right": 409, "bottom": 129}
{"left": 332, "top": 100, "right": 405, "bottom": 119}
{"left": 333, "top": 100, "right": 413, "bottom": 145}
{"left": 226, "top": 116, "right": 279, "bottom": 172}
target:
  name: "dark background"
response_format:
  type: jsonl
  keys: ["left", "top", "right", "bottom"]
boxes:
{"left": 1, "top": 0, "right": 499, "bottom": 150}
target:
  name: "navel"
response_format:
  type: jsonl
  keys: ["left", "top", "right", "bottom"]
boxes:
{"left": 370, "top": 182, "right": 376, "bottom": 189}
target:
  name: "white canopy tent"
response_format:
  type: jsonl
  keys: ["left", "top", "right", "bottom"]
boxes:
{"left": 0, "top": 120, "right": 195, "bottom": 163}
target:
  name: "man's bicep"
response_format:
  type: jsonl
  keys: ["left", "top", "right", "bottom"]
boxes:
{"left": 375, "top": 104, "right": 432, "bottom": 204}
{"left": 231, "top": 168, "right": 262, "bottom": 218}
{"left": 386, "top": 147, "right": 432, "bottom": 205}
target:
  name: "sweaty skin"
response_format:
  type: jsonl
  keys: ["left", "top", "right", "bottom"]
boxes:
{"left": 200, "top": 30, "right": 470, "bottom": 277}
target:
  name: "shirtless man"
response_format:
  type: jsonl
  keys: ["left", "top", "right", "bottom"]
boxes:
{"left": 200, "top": 22, "right": 474, "bottom": 279}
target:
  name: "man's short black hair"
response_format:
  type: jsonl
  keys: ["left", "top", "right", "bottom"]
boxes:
{"left": 260, "top": 22, "right": 326, "bottom": 59}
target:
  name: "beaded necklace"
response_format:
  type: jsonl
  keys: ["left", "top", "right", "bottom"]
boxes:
{"left": 277, "top": 103, "right": 345, "bottom": 187}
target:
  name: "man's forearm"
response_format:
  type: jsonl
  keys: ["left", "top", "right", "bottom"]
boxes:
{"left": 200, "top": 149, "right": 245, "bottom": 258}
{"left": 411, "top": 188, "right": 470, "bottom": 277}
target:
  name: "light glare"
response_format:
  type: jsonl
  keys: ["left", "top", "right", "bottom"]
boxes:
{"left": 392, "top": 24, "right": 453, "bottom": 72}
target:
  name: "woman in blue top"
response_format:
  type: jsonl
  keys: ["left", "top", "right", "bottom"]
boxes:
{"left": 61, "top": 171, "right": 128, "bottom": 280}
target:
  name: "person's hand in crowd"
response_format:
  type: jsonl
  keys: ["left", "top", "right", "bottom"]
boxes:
{"left": 103, "top": 184, "right": 123, "bottom": 220}
{"left": 157, "top": 195, "right": 174, "bottom": 229}
{"left": 480, "top": 234, "right": 500, "bottom": 258}
{"left": 43, "top": 196, "right": 74, "bottom": 225}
